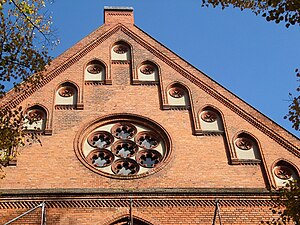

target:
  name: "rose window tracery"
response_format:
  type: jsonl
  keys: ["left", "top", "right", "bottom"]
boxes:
{"left": 75, "top": 115, "right": 171, "bottom": 179}
{"left": 113, "top": 45, "right": 128, "bottom": 54}
{"left": 87, "top": 131, "right": 114, "bottom": 148}
{"left": 169, "top": 87, "right": 184, "bottom": 98}
{"left": 27, "top": 109, "right": 44, "bottom": 122}
{"left": 235, "top": 137, "right": 253, "bottom": 150}
{"left": 87, "top": 149, "right": 114, "bottom": 167}
{"left": 136, "top": 149, "right": 162, "bottom": 168}
{"left": 111, "top": 159, "right": 139, "bottom": 175}
{"left": 274, "top": 165, "right": 293, "bottom": 180}
{"left": 201, "top": 111, "right": 217, "bottom": 123}
{"left": 58, "top": 86, "right": 75, "bottom": 97}
{"left": 140, "top": 65, "right": 155, "bottom": 75}
{"left": 87, "top": 64, "right": 102, "bottom": 74}
{"left": 136, "top": 131, "right": 159, "bottom": 149}
{"left": 111, "top": 140, "right": 138, "bottom": 158}
{"left": 111, "top": 123, "right": 137, "bottom": 139}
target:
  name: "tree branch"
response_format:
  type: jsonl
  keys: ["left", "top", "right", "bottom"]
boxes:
{"left": 10, "top": 0, "right": 50, "bottom": 43}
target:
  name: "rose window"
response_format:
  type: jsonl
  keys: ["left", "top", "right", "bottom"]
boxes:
{"left": 201, "top": 111, "right": 217, "bottom": 123}
{"left": 87, "top": 149, "right": 114, "bottom": 167}
{"left": 235, "top": 137, "right": 253, "bottom": 150}
{"left": 27, "top": 109, "right": 44, "bottom": 122}
{"left": 112, "top": 159, "right": 139, "bottom": 175}
{"left": 58, "top": 86, "right": 75, "bottom": 97}
{"left": 169, "top": 87, "right": 184, "bottom": 98}
{"left": 111, "top": 140, "right": 138, "bottom": 158}
{"left": 111, "top": 123, "right": 137, "bottom": 139}
{"left": 136, "top": 131, "right": 159, "bottom": 149}
{"left": 75, "top": 115, "right": 171, "bottom": 179}
{"left": 113, "top": 45, "right": 128, "bottom": 54}
{"left": 274, "top": 165, "right": 293, "bottom": 180}
{"left": 87, "top": 131, "right": 114, "bottom": 148}
{"left": 140, "top": 65, "right": 155, "bottom": 75}
{"left": 87, "top": 64, "right": 102, "bottom": 74}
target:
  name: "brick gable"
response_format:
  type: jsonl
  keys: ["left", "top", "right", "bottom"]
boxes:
{"left": 0, "top": 7, "right": 299, "bottom": 225}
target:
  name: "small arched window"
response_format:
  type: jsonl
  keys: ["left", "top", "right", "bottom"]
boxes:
{"left": 273, "top": 160, "right": 299, "bottom": 187}
{"left": 199, "top": 107, "right": 224, "bottom": 133}
{"left": 137, "top": 61, "right": 159, "bottom": 83}
{"left": 233, "top": 133, "right": 261, "bottom": 162}
{"left": 24, "top": 106, "right": 47, "bottom": 131}
{"left": 167, "top": 83, "right": 190, "bottom": 108}
{"left": 111, "top": 41, "right": 131, "bottom": 61}
{"left": 85, "top": 60, "right": 106, "bottom": 82}
{"left": 55, "top": 82, "right": 78, "bottom": 109}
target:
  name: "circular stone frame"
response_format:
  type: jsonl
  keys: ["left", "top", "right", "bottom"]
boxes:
{"left": 74, "top": 114, "right": 172, "bottom": 179}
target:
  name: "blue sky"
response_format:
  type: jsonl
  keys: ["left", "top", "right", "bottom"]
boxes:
{"left": 48, "top": 0, "right": 300, "bottom": 137}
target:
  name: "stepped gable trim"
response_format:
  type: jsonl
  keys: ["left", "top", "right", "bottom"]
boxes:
{"left": 0, "top": 24, "right": 122, "bottom": 110}
{"left": 119, "top": 26, "right": 300, "bottom": 157}
{"left": 0, "top": 22, "right": 298, "bottom": 156}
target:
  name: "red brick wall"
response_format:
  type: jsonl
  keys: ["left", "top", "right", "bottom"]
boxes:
{"left": 2, "top": 28, "right": 298, "bottom": 190}
{"left": 0, "top": 206, "right": 277, "bottom": 225}
{"left": 0, "top": 7, "right": 299, "bottom": 225}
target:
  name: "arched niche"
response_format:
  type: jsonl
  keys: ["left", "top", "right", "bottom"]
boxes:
{"left": 137, "top": 61, "right": 159, "bottom": 82}
{"left": 272, "top": 160, "right": 299, "bottom": 187}
{"left": 166, "top": 83, "right": 190, "bottom": 108}
{"left": 199, "top": 106, "right": 224, "bottom": 132}
{"left": 111, "top": 41, "right": 131, "bottom": 61}
{"left": 24, "top": 105, "right": 47, "bottom": 131}
{"left": 55, "top": 82, "right": 78, "bottom": 109}
{"left": 233, "top": 132, "right": 261, "bottom": 161}
{"left": 85, "top": 59, "right": 106, "bottom": 82}
{"left": 108, "top": 217, "right": 153, "bottom": 225}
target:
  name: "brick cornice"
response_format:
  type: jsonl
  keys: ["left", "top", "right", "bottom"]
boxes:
{"left": 0, "top": 188, "right": 275, "bottom": 209}
{"left": 0, "top": 187, "right": 270, "bottom": 197}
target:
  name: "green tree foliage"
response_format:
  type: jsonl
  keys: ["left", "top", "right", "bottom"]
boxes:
{"left": 262, "top": 180, "right": 300, "bottom": 225}
{"left": 284, "top": 70, "right": 300, "bottom": 131}
{"left": 201, "top": 0, "right": 300, "bottom": 27}
{"left": 0, "top": 0, "right": 55, "bottom": 176}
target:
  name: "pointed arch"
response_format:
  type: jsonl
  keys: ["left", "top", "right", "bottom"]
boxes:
{"left": 55, "top": 81, "right": 82, "bottom": 110}
{"left": 111, "top": 40, "right": 132, "bottom": 61}
{"left": 230, "top": 131, "right": 271, "bottom": 188}
{"left": 232, "top": 131, "right": 262, "bottom": 162}
{"left": 133, "top": 60, "right": 160, "bottom": 84}
{"left": 25, "top": 103, "right": 49, "bottom": 122}
{"left": 24, "top": 103, "right": 53, "bottom": 135}
{"left": 24, "top": 104, "right": 48, "bottom": 132}
{"left": 103, "top": 214, "right": 155, "bottom": 225}
{"left": 198, "top": 105, "right": 225, "bottom": 133}
{"left": 271, "top": 159, "right": 300, "bottom": 187}
{"left": 165, "top": 81, "right": 191, "bottom": 109}
{"left": 84, "top": 58, "right": 108, "bottom": 83}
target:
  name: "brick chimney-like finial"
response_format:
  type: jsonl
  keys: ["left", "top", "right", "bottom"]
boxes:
{"left": 104, "top": 6, "right": 134, "bottom": 24}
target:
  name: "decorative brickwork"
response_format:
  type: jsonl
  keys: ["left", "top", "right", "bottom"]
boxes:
{"left": 1, "top": 6, "right": 299, "bottom": 225}
{"left": 74, "top": 114, "right": 172, "bottom": 179}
